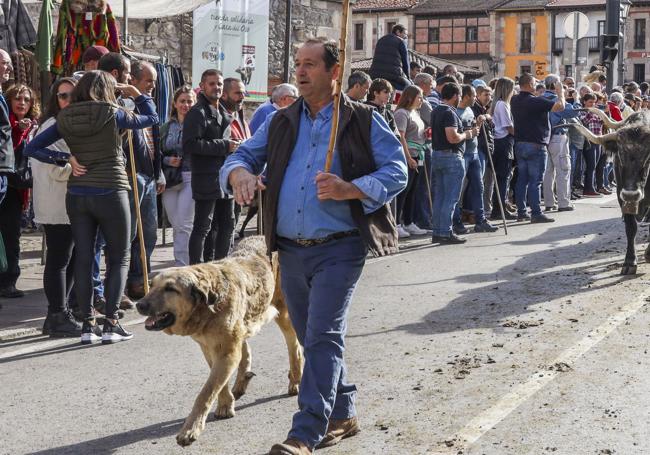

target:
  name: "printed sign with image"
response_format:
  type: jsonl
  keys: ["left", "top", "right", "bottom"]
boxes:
{"left": 192, "top": 0, "right": 269, "bottom": 101}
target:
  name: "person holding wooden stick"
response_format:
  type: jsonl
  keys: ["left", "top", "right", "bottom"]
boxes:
{"left": 222, "top": 38, "right": 407, "bottom": 455}
{"left": 25, "top": 71, "right": 158, "bottom": 345}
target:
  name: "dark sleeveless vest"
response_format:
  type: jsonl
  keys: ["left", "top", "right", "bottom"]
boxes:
{"left": 263, "top": 96, "right": 398, "bottom": 257}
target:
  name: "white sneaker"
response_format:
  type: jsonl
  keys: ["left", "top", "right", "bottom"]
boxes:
{"left": 405, "top": 223, "right": 428, "bottom": 235}
{"left": 397, "top": 225, "right": 411, "bottom": 238}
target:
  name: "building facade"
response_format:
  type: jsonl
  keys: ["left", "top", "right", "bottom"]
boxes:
{"left": 350, "top": 0, "right": 418, "bottom": 61}
{"left": 493, "top": 0, "right": 551, "bottom": 80}
{"left": 625, "top": 1, "right": 650, "bottom": 83}
{"left": 408, "top": 0, "right": 505, "bottom": 75}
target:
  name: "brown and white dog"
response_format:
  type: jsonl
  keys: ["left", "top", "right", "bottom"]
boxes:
{"left": 136, "top": 236, "right": 303, "bottom": 447}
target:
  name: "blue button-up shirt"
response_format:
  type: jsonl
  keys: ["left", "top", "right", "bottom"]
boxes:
{"left": 220, "top": 101, "right": 407, "bottom": 240}
{"left": 544, "top": 90, "right": 581, "bottom": 135}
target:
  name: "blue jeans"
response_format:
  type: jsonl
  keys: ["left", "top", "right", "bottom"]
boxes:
{"left": 569, "top": 142, "right": 581, "bottom": 189}
{"left": 454, "top": 150, "right": 486, "bottom": 225}
{"left": 413, "top": 150, "right": 433, "bottom": 229}
{"left": 431, "top": 150, "right": 465, "bottom": 237}
{"left": 582, "top": 143, "right": 599, "bottom": 193}
{"left": 278, "top": 236, "right": 366, "bottom": 448}
{"left": 128, "top": 173, "right": 158, "bottom": 283}
{"left": 515, "top": 142, "right": 548, "bottom": 217}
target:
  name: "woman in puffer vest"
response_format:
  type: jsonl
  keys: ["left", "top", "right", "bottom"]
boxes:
{"left": 25, "top": 70, "right": 158, "bottom": 345}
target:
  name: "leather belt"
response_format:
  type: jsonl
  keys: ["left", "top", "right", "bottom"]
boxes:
{"left": 280, "top": 230, "right": 360, "bottom": 247}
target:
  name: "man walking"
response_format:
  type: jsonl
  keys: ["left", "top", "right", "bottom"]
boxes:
{"left": 511, "top": 73, "right": 566, "bottom": 223}
{"left": 185, "top": 70, "right": 237, "bottom": 264}
{"left": 125, "top": 60, "right": 165, "bottom": 299}
{"left": 222, "top": 38, "right": 407, "bottom": 455}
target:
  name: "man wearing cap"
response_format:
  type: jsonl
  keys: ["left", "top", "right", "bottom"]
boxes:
{"left": 83, "top": 45, "right": 109, "bottom": 71}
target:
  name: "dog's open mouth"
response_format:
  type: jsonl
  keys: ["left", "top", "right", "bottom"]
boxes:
{"left": 144, "top": 312, "right": 175, "bottom": 331}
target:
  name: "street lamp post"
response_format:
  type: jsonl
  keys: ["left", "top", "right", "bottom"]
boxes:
{"left": 617, "top": 0, "right": 631, "bottom": 85}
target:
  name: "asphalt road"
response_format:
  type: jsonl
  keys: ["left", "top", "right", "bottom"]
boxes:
{"left": 2, "top": 193, "right": 649, "bottom": 455}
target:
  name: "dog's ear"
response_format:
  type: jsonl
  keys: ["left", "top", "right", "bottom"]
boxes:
{"left": 190, "top": 284, "right": 222, "bottom": 313}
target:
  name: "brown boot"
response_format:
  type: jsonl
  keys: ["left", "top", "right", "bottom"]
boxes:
{"left": 126, "top": 282, "right": 145, "bottom": 300}
{"left": 119, "top": 294, "right": 136, "bottom": 310}
{"left": 268, "top": 438, "right": 312, "bottom": 455}
{"left": 316, "top": 416, "right": 360, "bottom": 448}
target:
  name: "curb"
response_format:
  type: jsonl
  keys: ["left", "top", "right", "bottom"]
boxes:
{"left": 0, "top": 326, "right": 42, "bottom": 342}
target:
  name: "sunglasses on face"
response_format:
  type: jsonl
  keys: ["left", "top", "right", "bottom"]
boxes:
{"left": 57, "top": 92, "right": 71, "bottom": 100}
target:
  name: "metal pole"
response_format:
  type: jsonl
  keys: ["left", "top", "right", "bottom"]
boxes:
{"left": 282, "top": 0, "right": 292, "bottom": 83}
{"left": 574, "top": 13, "right": 579, "bottom": 77}
{"left": 618, "top": 22, "right": 625, "bottom": 85}
{"left": 122, "top": 0, "right": 128, "bottom": 45}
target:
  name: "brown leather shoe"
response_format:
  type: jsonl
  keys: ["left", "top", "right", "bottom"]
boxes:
{"left": 268, "top": 438, "right": 312, "bottom": 455}
{"left": 126, "top": 282, "right": 146, "bottom": 300}
{"left": 119, "top": 294, "right": 136, "bottom": 310}
{"left": 316, "top": 416, "right": 360, "bottom": 448}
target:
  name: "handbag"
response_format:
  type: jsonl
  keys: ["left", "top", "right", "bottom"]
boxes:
{"left": 162, "top": 160, "right": 183, "bottom": 189}
{"left": 8, "top": 144, "right": 32, "bottom": 189}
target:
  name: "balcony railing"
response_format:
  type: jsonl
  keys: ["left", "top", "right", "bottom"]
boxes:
{"left": 587, "top": 36, "right": 600, "bottom": 52}
{"left": 553, "top": 36, "right": 601, "bottom": 54}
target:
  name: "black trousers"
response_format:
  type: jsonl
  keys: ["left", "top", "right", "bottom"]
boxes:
{"left": 396, "top": 166, "right": 419, "bottom": 226}
{"left": 43, "top": 224, "right": 75, "bottom": 313}
{"left": 189, "top": 198, "right": 235, "bottom": 264}
{"left": 66, "top": 191, "right": 131, "bottom": 321}
{"left": 0, "top": 187, "right": 22, "bottom": 288}
{"left": 595, "top": 150, "right": 608, "bottom": 190}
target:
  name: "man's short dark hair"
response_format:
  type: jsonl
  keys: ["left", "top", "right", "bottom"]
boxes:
{"left": 422, "top": 65, "right": 436, "bottom": 76}
{"left": 441, "top": 82, "right": 461, "bottom": 100}
{"left": 367, "top": 78, "right": 393, "bottom": 101}
{"left": 641, "top": 81, "right": 649, "bottom": 93}
{"left": 97, "top": 52, "right": 129, "bottom": 74}
{"left": 201, "top": 69, "right": 222, "bottom": 83}
{"left": 223, "top": 77, "right": 243, "bottom": 91}
{"left": 347, "top": 71, "right": 371, "bottom": 90}
{"left": 391, "top": 24, "right": 406, "bottom": 34}
{"left": 519, "top": 73, "right": 535, "bottom": 88}
{"left": 131, "top": 60, "right": 154, "bottom": 81}
{"left": 461, "top": 84, "right": 475, "bottom": 99}
{"left": 442, "top": 64, "right": 456, "bottom": 75}
{"left": 302, "top": 38, "right": 339, "bottom": 71}
{"left": 410, "top": 61, "right": 421, "bottom": 70}
{"left": 436, "top": 75, "right": 457, "bottom": 86}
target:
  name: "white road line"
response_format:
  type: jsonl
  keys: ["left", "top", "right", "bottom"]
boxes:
{"left": 430, "top": 289, "right": 650, "bottom": 454}
{"left": 0, "top": 317, "right": 148, "bottom": 360}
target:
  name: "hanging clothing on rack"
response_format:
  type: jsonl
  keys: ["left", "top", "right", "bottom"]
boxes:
{"left": 51, "top": 0, "right": 121, "bottom": 75}
{"left": 154, "top": 62, "right": 170, "bottom": 125}
{"left": 8, "top": 49, "right": 39, "bottom": 89}
{"left": 0, "top": 0, "right": 37, "bottom": 54}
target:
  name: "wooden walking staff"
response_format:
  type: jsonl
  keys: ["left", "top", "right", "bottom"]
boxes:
{"left": 127, "top": 130, "right": 150, "bottom": 294}
{"left": 323, "top": 0, "right": 351, "bottom": 173}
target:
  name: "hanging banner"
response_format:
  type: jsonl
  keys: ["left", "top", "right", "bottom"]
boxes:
{"left": 192, "top": 0, "right": 269, "bottom": 101}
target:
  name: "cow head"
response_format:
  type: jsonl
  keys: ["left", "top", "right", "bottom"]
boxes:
{"left": 570, "top": 109, "right": 650, "bottom": 215}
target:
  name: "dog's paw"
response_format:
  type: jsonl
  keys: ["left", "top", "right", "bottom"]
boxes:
{"left": 214, "top": 402, "right": 236, "bottom": 420}
{"left": 176, "top": 423, "right": 203, "bottom": 447}
{"left": 232, "top": 371, "right": 256, "bottom": 399}
{"left": 288, "top": 382, "right": 300, "bottom": 396}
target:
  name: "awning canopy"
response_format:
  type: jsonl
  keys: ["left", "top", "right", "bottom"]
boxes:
{"left": 109, "top": 0, "right": 212, "bottom": 18}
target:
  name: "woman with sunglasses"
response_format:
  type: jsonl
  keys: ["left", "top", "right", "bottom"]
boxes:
{"left": 26, "top": 70, "right": 158, "bottom": 344}
{"left": 0, "top": 84, "right": 40, "bottom": 299}
{"left": 31, "top": 77, "right": 81, "bottom": 337}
